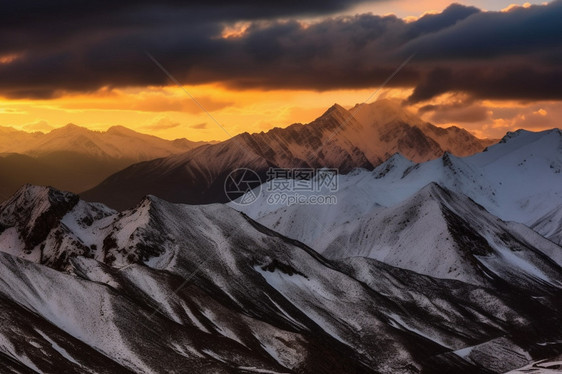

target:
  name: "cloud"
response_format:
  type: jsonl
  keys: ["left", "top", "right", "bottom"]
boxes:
{"left": 57, "top": 90, "right": 233, "bottom": 113}
{"left": 190, "top": 122, "right": 208, "bottom": 129}
{"left": 420, "top": 100, "right": 491, "bottom": 123}
{"left": 0, "top": 1, "right": 560, "bottom": 104}
{"left": 496, "top": 103, "right": 561, "bottom": 130}
{"left": 414, "top": 94, "right": 562, "bottom": 138}
{"left": 144, "top": 117, "right": 181, "bottom": 131}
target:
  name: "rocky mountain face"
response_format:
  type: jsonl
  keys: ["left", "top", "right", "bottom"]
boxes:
{"left": 0, "top": 124, "right": 207, "bottom": 202}
{"left": 0, "top": 185, "right": 561, "bottom": 373}
{"left": 83, "top": 100, "right": 492, "bottom": 210}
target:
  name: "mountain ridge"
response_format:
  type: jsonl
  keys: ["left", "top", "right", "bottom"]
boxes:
{"left": 0, "top": 123, "right": 208, "bottom": 160}
{"left": 1, "top": 184, "right": 561, "bottom": 372}
{"left": 238, "top": 127, "right": 562, "bottom": 250}
{"left": 0, "top": 124, "right": 210, "bottom": 202}
{"left": 82, "top": 99, "right": 494, "bottom": 210}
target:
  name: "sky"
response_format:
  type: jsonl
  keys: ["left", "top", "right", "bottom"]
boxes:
{"left": 0, "top": 0, "right": 560, "bottom": 141}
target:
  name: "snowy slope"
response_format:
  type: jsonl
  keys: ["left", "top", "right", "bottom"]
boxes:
{"left": 532, "top": 207, "right": 562, "bottom": 246}
{"left": 506, "top": 355, "right": 562, "bottom": 374}
{"left": 236, "top": 128, "right": 562, "bottom": 251}
{"left": 0, "top": 252, "right": 291, "bottom": 374}
{"left": 0, "top": 185, "right": 115, "bottom": 269}
{"left": 2, "top": 186, "right": 561, "bottom": 373}
{"left": 320, "top": 183, "right": 562, "bottom": 288}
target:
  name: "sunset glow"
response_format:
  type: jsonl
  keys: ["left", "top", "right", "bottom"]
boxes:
{"left": 0, "top": 0, "right": 559, "bottom": 141}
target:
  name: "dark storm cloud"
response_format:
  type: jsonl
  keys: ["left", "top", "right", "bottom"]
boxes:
{"left": 0, "top": 0, "right": 561, "bottom": 102}
{"left": 0, "top": 1, "right": 374, "bottom": 25}
{"left": 408, "top": 66, "right": 562, "bottom": 103}
{"left": 398, "top": 2, "right": 562, "bottom": 61}
{"left": 419, "top": 99, "right": 490, "bottom": 123}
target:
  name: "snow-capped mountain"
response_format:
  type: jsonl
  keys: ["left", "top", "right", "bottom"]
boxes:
{"left": 1, "top": 185, "right": 561, "bottom": 373}
{"left": 237, "top": 128, "right": 562, "bottom": 253}
{"left": 83, "top": 100, "right": 492, "bottom": 210}
{"left": 0, "top": 124, "right": 208, "bottom": 201}
{"left": 324, "top": 183, "right": 562, "bottom": 288}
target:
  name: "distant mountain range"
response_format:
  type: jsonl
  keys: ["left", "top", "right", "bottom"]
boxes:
{"left": 82, "top": 100, "right": 495, "bottom": 210}
{"left": 0, "top": 124, "right": 208, "bottom": 202}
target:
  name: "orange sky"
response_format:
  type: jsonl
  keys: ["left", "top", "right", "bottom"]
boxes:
{"left": 348, "top": 0, "right": 546, "bottom": 18}
{"left": 1, "top": 83, "right": 557, "bottom": 141}
{"left": 0, "top": 84, "right": 388, "bottom": 141}
{"left": 0, "top": 0, "right": 557, "bottom": 141}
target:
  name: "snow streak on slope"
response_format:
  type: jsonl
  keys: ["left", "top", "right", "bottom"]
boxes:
{"left": 1, "top": 187, "right": 561, "bottom": 373}
{"left": 506, "top": 355, "right": 562, "bottom": 374}
{"left": 531, "top": 205, "right": 562, "bottom": 246}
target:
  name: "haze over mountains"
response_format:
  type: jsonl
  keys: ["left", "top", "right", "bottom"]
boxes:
{"left": 0, "top": 124, "right": 208, "bottom": 202}
{"left": 83, "top": 100, "right": 494, "bottom": 210}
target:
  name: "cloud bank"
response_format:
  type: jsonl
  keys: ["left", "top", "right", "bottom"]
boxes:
{"left": 1, "top": 0, "right": 560, "bottom": 103}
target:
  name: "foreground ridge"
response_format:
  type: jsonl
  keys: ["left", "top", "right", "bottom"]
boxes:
{"left": 0, "top": 185, "right": 561, "bottom": 373}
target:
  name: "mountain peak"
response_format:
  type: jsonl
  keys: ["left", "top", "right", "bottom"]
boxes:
{"left": 496, "top": 128, "right": 560, "bottom": 145}
{"left": 372, "top": 153, "right": 416, "bottom": 179}
{"left": 499, "top": 129, "right": 530, "bottom": 144}
{"left": 136, "top": 194, "right": 163, "bottom": 210}
{"left": 82, "top": 100, "right": 492, "bottom": 209}
{"left": 0, "top": 185, "right": 80, "bottom": 252}
{"left": 306, "top": 102, "right": 362, "bottom": 135}
{"left": 51, "top": 123, "right": 92, "bottom": 134}
{"left": 326, "top": 103, "right": 348, "bottom": 113}
{"left": 5, "top": 184, "right": 76, "bottom": 206}
{"left": 318, "top": 103, "right": 353, "bottom": 122}
{"left": 416, "top": 181, "right": 450, "bottom": 200}
{"left": 107, "top": 125, "right": 141, "bottom": 136}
